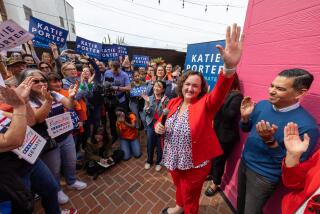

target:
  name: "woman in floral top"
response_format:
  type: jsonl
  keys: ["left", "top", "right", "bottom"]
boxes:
{"left": 155, "top": 24, "right": 244, "bottom": 214}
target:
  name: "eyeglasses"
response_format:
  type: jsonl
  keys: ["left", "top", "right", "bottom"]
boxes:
{"left": 40, "top": 66, "right": 49, "bottom": 69}
{"left": 33, "top": 79, "right": 47, "bottom": 84}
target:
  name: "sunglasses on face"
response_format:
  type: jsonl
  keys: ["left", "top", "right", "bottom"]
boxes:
{"left": 40, "top": 66, "right": 49, "bottom": 69}
{"left": 33, "top": 79, "right": 47, "bottom": 84}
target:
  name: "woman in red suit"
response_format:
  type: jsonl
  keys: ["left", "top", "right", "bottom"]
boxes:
{"left": 155, "top": 24, "right": 244, "bottom": 214}
{"left": 282, "top": 122, "right": 320, "bottom": 214}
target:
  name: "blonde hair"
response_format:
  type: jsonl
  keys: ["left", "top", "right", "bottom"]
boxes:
{"left": 61, "top": 62, "right": 75, "bottom": 77}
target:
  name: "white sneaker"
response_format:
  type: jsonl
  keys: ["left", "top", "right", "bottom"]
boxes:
{"left": 144, "top": 163, "right": 151, "bottom": 170}
{"left": 67, "top": 180, "right": 87, "bottom": 190}
{"left": 155, "top": 165, "right": 162, "bottom": 172}
{"left": 58, "top": 190, "right": 69, "bottom": 204}
{"left": 61, "top": 208, "right": 77, "bottom": 214}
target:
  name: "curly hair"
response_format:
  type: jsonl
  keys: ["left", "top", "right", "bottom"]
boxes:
{"left": 176, "top": 70, "right": 208, "bottom": 99}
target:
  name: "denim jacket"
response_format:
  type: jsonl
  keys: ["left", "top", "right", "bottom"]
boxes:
{"left": 146, "top": 80, "right": 177, "bottom": 99}
{"left": 62, "top": 77, "right": 92, "bottom": 101}
{"left": 144, "top": 94, "right": 169, "bottom": 126}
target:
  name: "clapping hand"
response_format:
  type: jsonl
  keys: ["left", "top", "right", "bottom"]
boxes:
{"left": 284, "top": 122, "right": 309, "bottom": 157}
{"left": 88, "top": 73, "right": 95, "bottom": 84}
{"left": 41, "top": 86, "right": 53, "bottom": 102}
{"left": 141, "top": 93, "right": 150, "bottom": 102}
{"left": 14, "top": 76, "right": 35, "bottom": 102}
{"left": 240, "top": 96, "right": 255, "bottom": 122}
{"left": 256, "top": 120, "right": 278, "bottom": 143}
{"left": 216, "top": 23, "right": 244, "bottom": 70}
{"left": 141, "top": 93, "right": 150, "bottom": 108}
{"left": 68, "top": 82, "right": 78, "bottom": 99}
{"left": 0, "top": 86, "right": 25, "bottom": 108}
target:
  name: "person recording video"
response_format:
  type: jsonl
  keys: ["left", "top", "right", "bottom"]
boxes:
{"left": 104, "top": 61, "right": 131, "bottom": 142}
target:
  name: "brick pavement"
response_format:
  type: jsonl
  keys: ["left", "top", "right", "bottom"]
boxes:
{"left": 35, "top": 134, "right": 233, "bottom": 214}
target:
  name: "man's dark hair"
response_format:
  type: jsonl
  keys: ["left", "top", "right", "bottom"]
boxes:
{"left": 278, "top": 68, "right": 314, "bottom": 90}
{"left": 22, "top": 54, "right": 33, "bottom": 59}
{"left": 111, "top": 61, "right": 120, "bottom": 69}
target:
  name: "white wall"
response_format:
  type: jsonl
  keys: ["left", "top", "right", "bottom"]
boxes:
{"left": 4, "top": 0, "right": 76, "bottom": 41}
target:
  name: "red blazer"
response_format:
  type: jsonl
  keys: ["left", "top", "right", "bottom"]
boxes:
{"left": 157, "top": 73, "right": 234, "bottom": 165}
{"left": 282, "top": 149, "right": 320, "bottom": 214}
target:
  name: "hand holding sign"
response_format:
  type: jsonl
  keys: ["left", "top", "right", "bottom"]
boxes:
{"left": 49, "top": 43, "right": 59, "bottom": 58}
{"left": 216, "top": 23, "right": 244, "bottom": 70}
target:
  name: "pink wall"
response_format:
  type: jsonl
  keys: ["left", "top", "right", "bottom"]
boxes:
{"left": 221, "top": 0, "right": 320, "bottom": 213}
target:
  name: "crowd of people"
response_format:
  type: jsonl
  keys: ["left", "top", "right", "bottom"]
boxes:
{"left": 0, "top": 23, "right": 319, "bottom": 214}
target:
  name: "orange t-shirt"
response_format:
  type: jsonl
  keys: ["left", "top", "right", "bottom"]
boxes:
{"left": 166, "top": 71, "right": 173, "bottom": 81}
{"left": 57, "top": 89, "right": 87, "bottom": 133}
{"left": 116, "top": 113, "right": 138, "bottom": 140}
{"left": 57, "top": 89, "right": 87, "bottom": 120}
{"left": 0, "top": 103, "right": 13, "bottom": 112}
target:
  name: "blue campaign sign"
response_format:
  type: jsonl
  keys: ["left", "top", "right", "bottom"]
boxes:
{"left": 130, "top": 85, "right": 147, "bottom": 97}
{"left": 101, "top": 44, "right": 119, "bottom": 62}
{"left": 75, "top": 36, "right": 102, "bottom": 59}
{"left": 184, "top": 40, "right": 225, "bottom": 90}
{"left": 132, "top": 55, "right": 149, "bottom": 67}
{"left": 29, "top": 16, "right": 68, "bottom": 48}
{"left": 117, "top": 45, "right": 128, "bottom": 57}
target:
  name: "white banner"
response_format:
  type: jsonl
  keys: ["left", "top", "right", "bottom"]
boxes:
{"left": 46, "top": 112, "right": 73, "bottom": 138}
{"left": 0, "top": 112, "right": 46, "bottom": 164}
{"left": 12, "top": 126, "right": 46, "bottom": 164}
{"left": 0, "top": 20, "right": 34, "bottom": 51}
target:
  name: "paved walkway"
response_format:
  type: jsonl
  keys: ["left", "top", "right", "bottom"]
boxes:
{"left": 35, "top": 134, "right": 233, "bottom": 214}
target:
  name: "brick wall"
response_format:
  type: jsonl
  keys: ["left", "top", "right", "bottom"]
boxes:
{"left": 221, "top": 0, "right": 320, "bottom": 213}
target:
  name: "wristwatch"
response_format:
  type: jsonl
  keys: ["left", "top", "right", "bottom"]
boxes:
{"left": 264, "top": 137, "right": 276, "bottom": 145}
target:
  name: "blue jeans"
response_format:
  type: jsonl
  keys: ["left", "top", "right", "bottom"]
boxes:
{"left": 119, "top": 138, "right": 141, "bottom": 161}
{"left": 146, "top": 123, "right": 162, "bottom": 165}
{"left": 23, "top": 160, "right": 60, "bottom": 214}
{"left": 129, "top": 101, "right": 146, "bottom": 129}
{"left": 41, "top": 134, "right": 77, "bottom": 189}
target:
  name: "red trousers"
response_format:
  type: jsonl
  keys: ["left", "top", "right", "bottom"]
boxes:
{"left": 170, "top": 162, "right": 211, "bottom": 214}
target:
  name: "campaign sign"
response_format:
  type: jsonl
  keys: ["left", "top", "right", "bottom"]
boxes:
{"left": 101, "top": 44, "right": 119, "bottom": 62}
{"left": 125, "top": 70, "right": 134, "bottom": 82}
{"left": 46, "top": 112, "right": 74, "bottom": 138}
{"left": 132, "top": 55, "right": 149, "bottom": 67}
{"left": 75, "top": 36, "right": 102, "bottom": 59}
{"left": 29, "top": 16, "right": 68, "bottom": 48}
{"left": 0, "top": 20, "right": 34, "bottom": 51}
{"left": 130, "top": 85, "right": 147, "bottom": 97}
{"left": 13, "top": 126, "right": 46, "bottom": 164}
{"left": 117, "top": 45, "right": 128, "bottom": 57}
{"left": 184, "top": 40, "right": 225, "bottom": 90}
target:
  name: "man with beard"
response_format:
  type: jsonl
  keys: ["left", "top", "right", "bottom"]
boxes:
{"left": 237, "top": 68, "right": 319, "bottom": 214}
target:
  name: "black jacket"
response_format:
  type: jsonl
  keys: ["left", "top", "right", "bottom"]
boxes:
{"left": 214, "top": 91, "right": 243, "bottom": 146}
